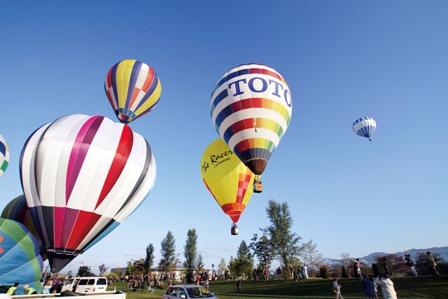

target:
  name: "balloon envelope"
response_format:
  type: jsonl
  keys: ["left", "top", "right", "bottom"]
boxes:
{"left": 1, "top": 195, "right": 47, "bottom": 261}
{"left": 0, "top": 134, "right": 9, "bottom": 178}
{"left": 200, "top": 138, "right": 255, "bottom": 223}
{"left": 20, "top": 114, "right": 157, "bottom": 272}
{"left": 0, "top": 218, "right": 43, "bottom": 293}
{"left": 210, "top": 63, "right": 292, "bottom": 175}
{"left": 352, "top": 116, "right": 376, "bottom": 140}
{"left": 105, "top": 59, "right": 162, "bottom": 123}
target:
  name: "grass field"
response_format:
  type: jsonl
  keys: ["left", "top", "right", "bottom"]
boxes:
{"left": 110, "top": 276, "right": 448, "bottom": 299}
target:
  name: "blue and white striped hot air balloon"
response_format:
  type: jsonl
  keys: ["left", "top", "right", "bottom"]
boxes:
{"left": 352, "top": 117, "right": 376, "bottom": 141}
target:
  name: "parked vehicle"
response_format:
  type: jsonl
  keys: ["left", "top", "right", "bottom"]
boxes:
{"left": 61, "top": 277, "right": 108, "bottom": 293}
{"left": 163, "top": 285, "right": 218, "bottom": 299}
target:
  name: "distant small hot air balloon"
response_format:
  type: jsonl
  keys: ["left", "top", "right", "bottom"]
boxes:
{"left": 0, "top": 134, "right": 9, "bottom": 178}
{"left": 105, "top": 59, "right": 162, "bottom": 123}
{"left": 0, "top": 218, "right": 43, "bottom": 293}
{"left": 20, "top": 114, "right": 157, "bottom": 272}
{"left": 200, "top": 138, "right": 255, "bottom": 235}
{"left": 210, "top": 63, "right": 292, "bottom": 192}
{"left": 352, "top": 117, "right": 376, "bottom": 141}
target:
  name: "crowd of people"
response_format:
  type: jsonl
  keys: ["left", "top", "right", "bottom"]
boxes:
{"left": 6, "top": 282, "right": 37, "bottom": 295}
{"left": 331, "top": 251, "right": 442, "bottom": 299}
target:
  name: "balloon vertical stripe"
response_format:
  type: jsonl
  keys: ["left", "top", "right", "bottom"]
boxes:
{"left": 97, "top": 124, "right": 133, "bottom": 208}
{"left": 67, "top": 116, "right": 104, "bottom": 201}
{"left": 105, "top": 68, "right": 118, "bottom": 111}
{"left": 65, "top": 210, "right": 101, "bottom": 250}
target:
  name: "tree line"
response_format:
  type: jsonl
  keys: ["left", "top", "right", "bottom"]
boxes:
{"left": 75, "top": 199, "right": 445, "bottom": 280}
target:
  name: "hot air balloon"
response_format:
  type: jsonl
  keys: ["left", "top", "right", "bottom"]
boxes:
{"left": 105, "top": 59, "right": 162, "bottom": 123}
{"left": 352, "top": 116, "right": 376, "bottom": 141}
{"left": 200, "top": 138, "right": 255, "bottom": 235}
{"left": 210, "top": 64, "right": 292, "bottom": 192}
{"left": 20, "top": 114, "right": 157, "bottom": 272}
{"left": 1, "top": 195, "right": 47, "bottom": 261}
{"left": 0, "top": 218, "right": 43, "bottom": 294}
{"left": 0, "top": 134, "right": 9, "bottom": 178}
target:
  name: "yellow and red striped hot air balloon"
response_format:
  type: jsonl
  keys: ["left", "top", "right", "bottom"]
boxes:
{"left": 210, "top": 64, "right": 292, "bottom": 192}
{"left": 200, "top": 138, "right": 255, "bottom": 235}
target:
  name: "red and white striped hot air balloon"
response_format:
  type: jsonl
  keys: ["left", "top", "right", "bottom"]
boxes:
{"left": 20, "top": 114, "right": 156, "bottom": 272}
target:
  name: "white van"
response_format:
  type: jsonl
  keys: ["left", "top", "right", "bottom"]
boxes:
{"left": 61, "top": 277, "right": 108, "bottom": 293}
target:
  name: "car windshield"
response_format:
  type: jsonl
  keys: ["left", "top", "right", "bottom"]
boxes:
{"left": 186, "top": 286, "right": 214, "bottom": 298}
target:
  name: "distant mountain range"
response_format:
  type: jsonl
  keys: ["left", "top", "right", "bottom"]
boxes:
{"left": 324, "top": 246, "right": 448, "bottom": 265}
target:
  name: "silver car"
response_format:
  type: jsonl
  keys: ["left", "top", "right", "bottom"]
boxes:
{"left": 162, "top": 285, "right": 218, "bottom": 299}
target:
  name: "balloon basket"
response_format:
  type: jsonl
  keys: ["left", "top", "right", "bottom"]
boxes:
{"left": 253, "top": 181, "right": 263, "bottom": 193}
{"left": 231, "top": 224, "right": 239, "bottom": 235}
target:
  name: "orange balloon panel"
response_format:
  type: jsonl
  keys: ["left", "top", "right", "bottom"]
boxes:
{"left": 200, "top": 139, "right": 254, "bottom": 223}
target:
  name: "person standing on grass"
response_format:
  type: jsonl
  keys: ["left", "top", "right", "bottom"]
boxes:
{"left": 303, "top": 265, "right": 308, "bottom": 279}
{"left": 426, "top": 251, "right": 440, "bottom": 276}
{"left": 362, "top": 276, "right": 378, "bottom": 299}
{"left": 404, "top": 253, "right": 418, "bottom": 276}
{"left": 353, "top": 258, "right": 362, "bottom": 278}
{"left": 332, "top": 277, "right": 344, "bottom": 299}
{"left": 375, "top": 273, "right": 397, "bottom": 299}
{"left": 236, "top": 280, "right": 242, "bottom": 293}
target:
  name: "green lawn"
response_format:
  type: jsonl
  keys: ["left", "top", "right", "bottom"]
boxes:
{"left": 111, "top": 276, "right": 448, "bottom": 299}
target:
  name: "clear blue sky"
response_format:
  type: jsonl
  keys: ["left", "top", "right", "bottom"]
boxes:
{"left": 1, "top": 1, "right": 447, "bottom": 274}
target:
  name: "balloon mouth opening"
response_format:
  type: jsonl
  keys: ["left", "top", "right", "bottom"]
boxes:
{"left": 226, "top": 211, "right": 242, "bottom": 223}
{"left": 115, "top": 108, "right": 137, "bottom": 123}
{"left": 245, "top": 159, "right": 267, "bottom": 175}
{"left": 46, "top": 250, "right": 80, "bottom": 273}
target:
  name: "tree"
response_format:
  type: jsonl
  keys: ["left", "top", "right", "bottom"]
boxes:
{"left": 77, "top": 265, "right": 95, "bottom": 277}
{"left": 374, "top": 254, "right": 407, "bottom": 276}
{"left": 228, "top": 240, "right": 254, "bottom": 279}
{"left": 319, "top": 266, "right": 329, "bottom": 278}
{"left": 218, "top": 258, "right": 227, "bottom": 278}
{"left": 300, "top": 239, "right": 323, "bottom": 278}
{"left": 340, "top": 252, "right": 352, "bottom": 276}
{"left": 196, "top": 254, "right": 205, "bottom": 273}
{"left": 249, "top": 233, "right": 274, "bottom": 270}
{"left": 133, "top": 258, "right": 146, "bottom": 276}
{"left": 158, "top": 231, "right": 177, "bottom": 273}
{"left": 183, "top": 229, "right": 198, "bottom": 284}
{"left": 126, "top": 260, "right": 134, "bottom": 276}
{"left": 145, "top": 243, "right": 155, "bottom": 275}
{"left": 115, "top": 267, "right": 122, "bottom": 277}
{"left": 262, "top": 199, "right": 301, "bottom": 278}
{"left": 99, "top": 264, "right": 108, "bottom": 276}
